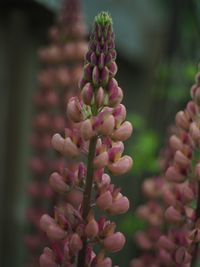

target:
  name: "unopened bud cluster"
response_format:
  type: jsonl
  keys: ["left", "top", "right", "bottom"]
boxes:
{"left": 40, "top": 12, "right": 133, "bottom": 267}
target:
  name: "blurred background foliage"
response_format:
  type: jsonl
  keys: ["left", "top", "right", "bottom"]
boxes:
{"left": 0, "top": 0, "right": 200, "bottom": 266}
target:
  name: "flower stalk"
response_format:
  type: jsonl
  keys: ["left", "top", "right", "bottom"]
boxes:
{"left": 77, "top": 136, "right": 97, "bottom": 267}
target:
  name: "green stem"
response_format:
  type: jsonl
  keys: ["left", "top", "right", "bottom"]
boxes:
{"left": 77, "top": 136, "right": 98, "bottom": 267}
{"left": 191, "top": 181, "right": 200, "bottom": 267}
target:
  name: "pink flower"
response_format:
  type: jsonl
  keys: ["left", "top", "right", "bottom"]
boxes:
{"left": 69, "top": 233, "right": 83, "bottom": 254}
{"left": 108, "top": 155, "right": 133, "bottom": 175}
{"left": 112, "top": 121, "right": 133, "bottom": 141}
{"left": 108, "top": 195, "right": 130, "bottom": 215}
{"left": 40, "top": 247, "right": 57, "bottom": 267}
{"left": 103, "top": 232, "right": 125, "bottom": 252}
{"left": 85, "top": 219, "right": 99, "bottom": 239}
{"left": 96, "top": 191, "right": 112, "bottom": 211}
{"left": 165, "top": 206, "right": 184, "bottom": 223}
{"left": 49, "top": 172, "right": 69, "bottom": 193}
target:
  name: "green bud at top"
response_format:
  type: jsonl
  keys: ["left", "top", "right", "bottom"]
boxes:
{"left": 95, "top": 11, "right": 113, "bottom": 26}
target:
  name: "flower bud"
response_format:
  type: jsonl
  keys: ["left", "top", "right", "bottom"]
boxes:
{"left": 175, "top": 111, "right": 190, "bottom": 130}
{"left": 98, "top": 114, "right": 115, "bottom": 136}
{"left": 69, "top": 233, "right": 83, "bottom": 254}
{"left": 47, "top": 224, "right": 66, "bottom": 240}
{"left": 157, "top": 236, "right": 176, "bottom": 251}
{"left": 179, "top": 183, "right": 194, "bottom": 203}
{"left": 39, "top": 248, "right": 57, "bottom": 267}
{"left": 40, "top": 214, "right": 55, "bottom": 232}
{"left": 67, "top": 97, "right": 84, "bottom": 122}
{"left": 165, "top": 166, "right": 186, "bottom": 183}
{"left": 108, "top": 196, "right": 130, "bottom": 215}
{"left": 63, "top": 137, "right": 80, "bottom": 157}
{"left": 101, "top": 66, "right": 109, "bottom": 86}
{"left": 92, "top": 66, "right": 100, "bottom": 86}
{"left": 108, "top": 86, "right": 123, "bottom": 107}
{"left": 81, "top": 119, "right": 96, "bottom": 141}
{"left": 49, "top": 172, "right": 69, "bottom": 193}
{"left": 174, "top": 150, "right": 190, "bottom": 169}
{"left": 186, "top": 101, "right": 196, "bottom": 119}
{"left": 103, "top": 232, "right": 125, "bottom": 252}
{"left": 108, "top": 61, "right": 118, "bottom": 77}
{"left": 95, "top": 87, "right": 104, "bottom": 108}
{"left": 169, "top": 135, "right": 183, "bottom": 151}
{"left": 85, "top": 219, "right": 99, "bottom": 239}
{"left": 112, "top": 121, "right": 133, "bottom": 141}
{"left": 113, "top": 104, "right": 126, "bottom": 127}
{"left": 165, "top": 206, "right": 184, "bottom": 223}
{"left": 93, "top": 151, "right": 109, "bottom": 169}
{"left": 96, "top": 191, "right": 112, "bottom": 210}
{"left": 163, "top": 188, "right": 176, "bottom": 206}
{"left": 105, "top": 53, "right": 113, "bottom": 65}
{"left": 98, "top": 53, "right": 105, "bottom": 69}
{"left": 81, "top": 82, "right": 94, "bottom": 105}
{"left": 90, "top": 52, "right": 97, "bottom": 66}
{"left": 101, "top": 173, "right": 111, "bottom": 186}
{"left": 66, "top": 191, "right": 83, "bottom": 207}
{"left": 159, "top": 250, "right": 173, "bottom": 266}
{"left": 84, "top": 63, "right": 92, "bottom": 81}
{"left": 189, "top": 122, "right": 200, "bottom": 142}
{"left": 107, "top": 78, "right": 118, "bottom": 92}
{"left": 108, "top": 155, "right": 133, "bottom": 175}
{"left": 51, "top": 133, "right": 64, "bottom": 152}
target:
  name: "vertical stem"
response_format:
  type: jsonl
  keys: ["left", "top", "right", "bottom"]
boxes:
{"left": 191, "top": 181, "right": 200, "bottom": 267}
{"left": 77, "top": 136, "right": 97, "bottom": 267}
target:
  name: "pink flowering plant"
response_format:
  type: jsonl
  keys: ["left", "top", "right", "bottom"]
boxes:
{"left": 26, "top": 1, "right": 87, "bottom": 266}
{"left": 39, "top": 12, "right": 133, "bottom": 267}
{"left": 131, "top": 67, "right": 200, "bottom": 267}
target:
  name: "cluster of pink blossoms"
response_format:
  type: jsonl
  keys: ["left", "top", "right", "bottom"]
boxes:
{"left": 39, "top": 12, "right": 133, "bottom": 267}
{"left": 131, "top": 68, "right": 200, "bottom": 267}
{"left": 26, "top": 1, "right": 87, "bottom": 266}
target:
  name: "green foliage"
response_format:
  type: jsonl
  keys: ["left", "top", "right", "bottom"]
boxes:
{"left": 118, "top": 213, "right": 148, "bottom": 235}
{"left": 127, "top": 112, "right": 159, "bottom": 175}
{"left": 127, "top": 113, "right": 145, "bottom": 130}
{"left": 155, "top": 61, "right": 197, "bottom": 103}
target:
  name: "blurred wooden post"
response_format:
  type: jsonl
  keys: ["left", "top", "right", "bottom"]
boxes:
{"left": 0, "top": 2, "right": 54, "bottom": 266}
